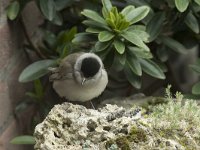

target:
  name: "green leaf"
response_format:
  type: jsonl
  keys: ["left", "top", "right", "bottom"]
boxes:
{"left": 34, "top": 79, "right": 44, "bottom": 98}
{"left": 128, "top": 25, "right": 146, "bottom": 31}
{"left": 19, "top": 59, "right": 57, "bottom": 83}
{"left": 57, "top": 27, "right": 77, "bottom": 45}
{"left": 160, "top": 36, "right": 187, "bottom": 54}
{"left": 113, "top": 40, "right": 125, "bottom": 54}
{"left": 25, "top": 92, "right": 39, "bottom": 100}
{"left": 125, "top": 6, "right": 150, "bottom": 24}
{"left": 126, "top": 0, "right": 150, "bottom": 6}
{"left": 112, "top": 53, "right": 126, "bottom": 71}
{"left": 146, "top": 12, "right": 165, "bottom": 42}
{"left": 95, "top": 41, "right": 111, "bottom": 52}
{"left": 6, "top": 1, "right": 20, "bottom": 20}
{"left": 51, "top": 12, "right": 63, "bottom": 25}
{"left": 128, "top": 46, "right": 153, "bottom": 59}
{"left": 194, "top": 0, "right": 200, "bottom": 5}
{"left": 39, "top": 0, "right": 56, "bottom": 21}
{"left": 121, "top": 31, "right": 150, "bottom": 51}
{"left": 156, "top": 46, "right": 169, "bottom": 62}
{"left": 54, "top": 0, "right": 74, "bottom": 11}
{"left": 86, "top": 27, "right": 103, "bottom": 33}
{"left": 72, "top": 33, "right": 92, "bottom": 43}
{"left": 192, "top": 82, "right": 200, "bottom": 95}
{"left": 127, "top": 55, "right": 142, "bottom": 76}
{"left": 81, "top": 9, "right": 106, "bottom": 25}
{"left": 175, "top": 0, "right": 189, "bottom": 12}
{"left": 189, "top": 64, "right": 200, "bottom": 74}
{"left": 124, "top": 65, "right": 141, "bottom": 89}
{"left": 121, "top": 5, "right": 135, "bottom": 17}
{"left": 98, "top": 31, "right": 114, "bottom": 42}
{"left": 127, "top": 27, "right": 150, "bottom": 42}
{"left": 140, "top": 59, "right": 165, "bottom": 79}
{"left": 102, "top": 0, "right": 112, "bottom": 17}
{"left": 83, "top": 20, "right": 111, "bottom": 31}
{"left": 10, "top": 135, "right": 35, "bottom": 145}
{"left": 184, "top": 11, "right": 199, "bottom": 34}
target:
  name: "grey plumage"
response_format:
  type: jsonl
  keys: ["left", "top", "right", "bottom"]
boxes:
{"left": 49, "top": 52, "right": 108, "bottom": 102}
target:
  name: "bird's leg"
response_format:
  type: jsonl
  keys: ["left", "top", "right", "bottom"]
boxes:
{"left": 90, "top": 100, "right": 96, "bottom": 109}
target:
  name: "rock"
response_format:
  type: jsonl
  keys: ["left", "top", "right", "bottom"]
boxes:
{"left": 34, "top": 102, "right": 142, "bottom": 150}
{"left": 34, "top": 96, "right": 200, "bottom": 150}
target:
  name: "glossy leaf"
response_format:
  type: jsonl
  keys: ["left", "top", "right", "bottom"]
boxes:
{"left": 112, "top": 53, "right": 126, "bottom": 71}
{"left": 34, "top": 79, "right": 44, "bottom": 99}
{"left": 160, "top": 36, "right": 187, "bottom": 54}
{"left": 175, "top": 0, "right": 189, "bottom": 12}
{"left": 129, "top": 25, "right": 146, "bottom": 30}
{"left": 72, "top": 33, "right": 92, "bottom": 43}
{"left": 55, "top": 0, "right": 74, "bottom": 11}
{"left": 125, "top": 6, "right": 150, "bottom": 24}
{"left": 113, "top": 40, "right": 125, "bottom": 54}
{"left": 39, "top": 0, "right": 56, "bottom": 21}
{"left": 121, "top": 5, "right": 135, "bottom": 18}
{"left": 6, "top": 1, "right": 20, "bottom": 20}
{"left": 10, "top": 135, "right": 35, "bottom": 145}
{"left": 124, "top": 65, "right": 141, "bottom": 89}
{"left": 192, "top": 82, "right": 200, "bottom": 95}
{"left": 189, "top": 64, "right": 200, "bottom": 74}
{"left": 95, "top": 41, "right": 111, "bottom": 52}
{"left": 127, "top": 55, "right": 142, "bottom": 76}
{"left": 86, "top": 27, "right": 103, "bottom": 33}
{"left": 19, "top": 60, "right": 57, "bottom": 83}
{"left": 156, "top": 46, "right": 169, "bottom": 62}
{"left": 83, "top": 20, "right": 111, "bottom": 31}
{"left": 194, "top": 0, "right": 200, "bottom": 5}
{"left": 126, "top": 0, "right": 150, "bottom": 6}
{"left": 51, "top": 12, "right": 63, "bottom": 25}
{"left": 127, "top": 28, "right": 150, "bottom": 42}
{"left": 98, "top": 31, "right": 114, "bottom": 42}
{"left": 102, "top": 0, "right": 112, "bottom": 17}
{"left": 184, "top": 11, "right": 199, "bottom": 34}
{"left": 128, "top": 46, "right": 153, "bottom": 59}
{"left": 81, "top": 9, "right": 106, "bottom": 25}
{"left": 121, "top": 31, "right": 150, "bottom": 51}
{"left": 140, "top": 59, "right": 165, "bottom": 79}
{"left": 146, "top": 12, "right": 165, "bottom": 42}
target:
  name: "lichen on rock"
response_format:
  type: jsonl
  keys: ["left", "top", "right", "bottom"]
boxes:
{"left": 34, "top": 102, "right": 142, "bottom": 150}
{"left": 34, "top": 94, "right": 200, "bottom": 150}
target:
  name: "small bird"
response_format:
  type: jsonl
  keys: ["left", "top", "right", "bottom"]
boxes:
{"left": 49, "top": 52, "right": 108, "bottom": 102}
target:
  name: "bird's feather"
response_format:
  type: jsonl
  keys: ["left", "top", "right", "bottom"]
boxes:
{"left": 49, "top": 52, "right": 84, "bottom": 81}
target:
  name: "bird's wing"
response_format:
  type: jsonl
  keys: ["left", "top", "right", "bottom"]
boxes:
{"left": 49, "top": 52, "right": 84, "bottom": 81}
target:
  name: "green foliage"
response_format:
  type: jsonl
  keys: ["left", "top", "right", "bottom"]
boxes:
{"left": 189, "top": 59, "right": 200, "bottom": 99}
{"left": 6, "top": 1, "right": 20, "bottom": 20}
{"left": 10, "top": 135, "right": 35, "bottom": 145}
{"left": 19, "top": 59, "right": 57, "bottom": 83}
{"left": 75, "top": 0, "right": 166, "bottom": 88}
{"left": 151, "top": 87, "right": 200, "bottom": 132}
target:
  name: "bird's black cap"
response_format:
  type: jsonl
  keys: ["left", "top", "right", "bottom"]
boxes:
{"left": 81, "top": 57, "right": 101, "bottom": 78}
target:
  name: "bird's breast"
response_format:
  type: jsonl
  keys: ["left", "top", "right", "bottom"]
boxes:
{"left": 53, "top": 71, "right": 108, "bottom": 102}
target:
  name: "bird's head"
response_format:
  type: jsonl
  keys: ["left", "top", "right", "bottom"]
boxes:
{"left": 74, "top": 53, "right": 103, "bottom": 85}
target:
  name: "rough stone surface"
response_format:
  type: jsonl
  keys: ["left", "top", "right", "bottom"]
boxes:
{"left": 34, "top": 102, "right": 142, "bottom": 150}
{"left": 34, "top": 96, "right": 200, "bottom": 150}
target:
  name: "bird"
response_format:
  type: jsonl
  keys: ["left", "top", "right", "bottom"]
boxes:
{"left": 49, "top": 52, "right": 108, "bottom": 103}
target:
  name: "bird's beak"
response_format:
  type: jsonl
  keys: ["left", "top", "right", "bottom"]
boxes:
{"left": 81, "top": 78, "right": 86, "bottom": 85}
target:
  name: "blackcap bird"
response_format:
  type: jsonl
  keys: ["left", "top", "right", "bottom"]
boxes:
{"left": 49, "top": 52, "right": 108, "bottom": 102}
